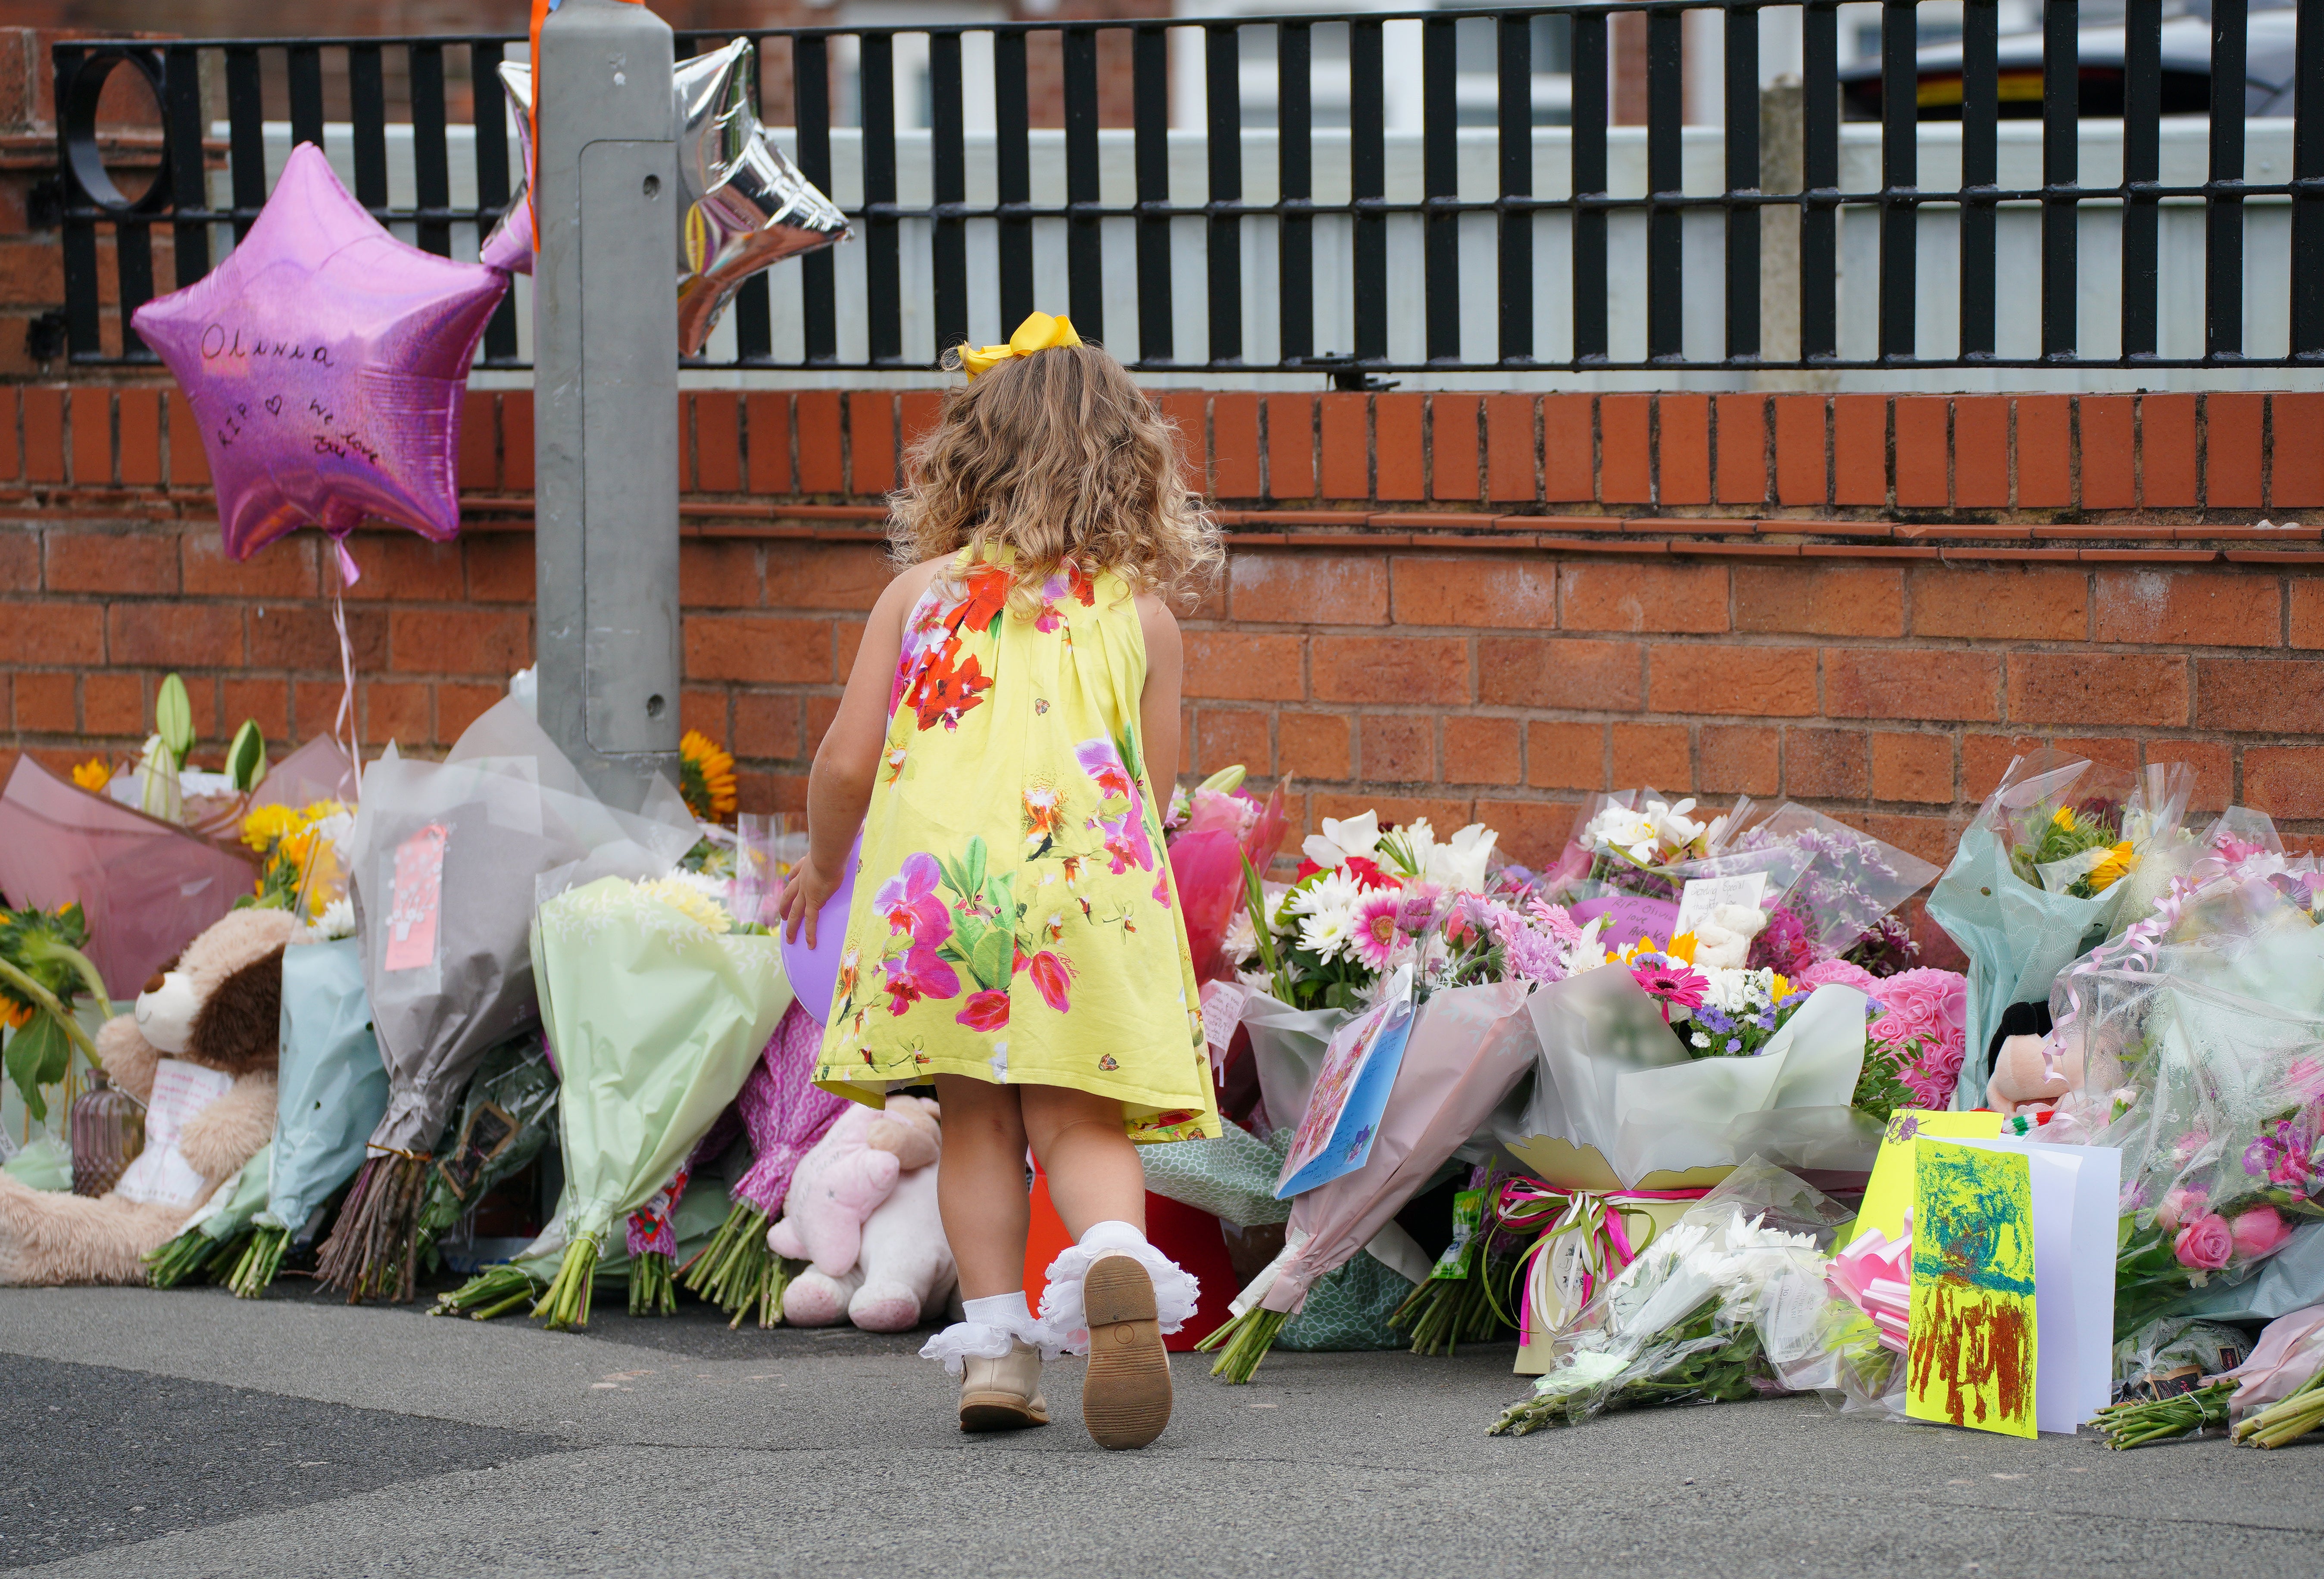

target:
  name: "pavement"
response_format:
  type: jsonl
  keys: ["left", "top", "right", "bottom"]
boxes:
{"left": 0, "top": 1279, "right": 2316, "bottom": 1579}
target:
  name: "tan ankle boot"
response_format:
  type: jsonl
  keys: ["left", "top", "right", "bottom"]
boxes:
{"left": 1080, "top": 1254, "right": 1172, "bottom": 1450}
{"left": 959, "top": 1340, "right": 1050, "bottom": 1432}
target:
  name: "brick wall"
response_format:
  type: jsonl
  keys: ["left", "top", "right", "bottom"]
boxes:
{"left": 5, "top": 381, "right": 2321, "bottom": 929}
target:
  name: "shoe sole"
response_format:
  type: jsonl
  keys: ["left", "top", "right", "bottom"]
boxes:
{"left": 959, "top": 1393, "right": 1049, "bottom": 1432}
{"left": 1081, "top": 1256, "right": 1172, "bottom": 1450}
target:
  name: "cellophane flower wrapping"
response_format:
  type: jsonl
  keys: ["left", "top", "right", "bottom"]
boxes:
{"left": 1168, "top": 780, "right": 1288, "bottom": 986}
{"left": 1515, "top": 964, "right": 1880, "bottom": 1186}
{"left": 1491, "top": 1158, "right": 1879, "bottom": 1434}
{"left": 417, "top": 1033, "right": 560, "bottom": 1265}
{"left": 531, "top": 874, "right": 793, "bottom": 1263}
{"left": 1540, "top": 789, "right": 1756, "bottom": 905}
{"left": 2068, "top": 930, "right": 2324, "bottom": 1338}
{"left": 346, "top": 699, "right": 699, "bottom": 1155}
{"left": 1926, "top": 750, "right": 2162, "bottom": 1105}
{"left": 259, "top": 936, "right": 388, "bottom": 1238}
{"left": 1253, "top": 979, "right": 1537, "bottom": 1316}
{"left": 1137, "top": 1118, "right": 1413, "bottom": 1350}
{"left": 1727, "top": 802, "right": 1941, "bottom": 964}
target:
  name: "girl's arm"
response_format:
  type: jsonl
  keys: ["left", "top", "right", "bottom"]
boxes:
{"left": 1137, "top": 595, "right": 1183, "bottom": 800}
{"left": 779, "top": 559, "right": 943, "bottom": 946}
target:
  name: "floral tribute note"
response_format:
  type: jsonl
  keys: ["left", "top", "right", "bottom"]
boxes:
{"left": 1908, "top": 1139, "right": 2038, "bottom": 1438}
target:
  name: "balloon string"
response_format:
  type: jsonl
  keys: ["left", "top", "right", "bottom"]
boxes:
{"left": 331, "top": 544, "right": 363, "bottom": 799}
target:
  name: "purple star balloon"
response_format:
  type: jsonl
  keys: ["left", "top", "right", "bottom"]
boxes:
{"left": 131, "top": 143, "right": 509, "bottom": 572}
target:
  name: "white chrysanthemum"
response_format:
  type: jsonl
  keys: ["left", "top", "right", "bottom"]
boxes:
{"left": 637, "top": 875, "right": 733, "bottom": 932}
{"left": 1700, "top": 966, "right": 1780, "bottom": 1016}
{"left": 1287, "top": 869, "right": 1362, "bottom": 920}
{"left": 306, "top": 896, "right": 356, "bottom": 941}
{"left": 1581, "top": 804, "right": 1659, "bottom": 864}
{"left": 1297, "top": 908, "right": 1356, "bottom": 961}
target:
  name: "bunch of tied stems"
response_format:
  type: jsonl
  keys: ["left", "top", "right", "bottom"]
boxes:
{"left": 2234, "top": 1364, "right": 2324, "bottom": 1449}
{"left": 629, "top": 1245, "right": 677, "bottom": 1317}
{"left": 1487, "top": 1302, "right": 1766, "bottom": 1436}
{"left": 532, "top": 1236, "right": 600, "bottom": 1331}
{"left": 144, "top": 1226, "right": 242, "bottom": 1288}
{"left": 680, "top": 1204, "right": 795, "bottom": 1328}
{"left": 431, "top": 1261, "right": 545, "bottom": 1321}
{"left": 2093, "top": 1382, "right": 2235, "bottom": 1449}
{"left": 1390, "top": 1239, "right": 1518, "bottom": 1357}
{"left": 1196, "top": 1300, "right": 1287, "bottom": 1384}
{"left": 227, "top": 1226, "right": 289, "bottom": 1298}
{"left": 313, "top": 1151, "right": 434, "bottom": 1303}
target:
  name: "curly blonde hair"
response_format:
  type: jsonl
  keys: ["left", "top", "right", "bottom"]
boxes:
{"left": 887, "top": 341, "right": 1222, "bottom": 607}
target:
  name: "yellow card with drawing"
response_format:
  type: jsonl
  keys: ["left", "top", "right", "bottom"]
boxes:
{"left": 1851, "top": 1108, "right": 2005, "bottom": 1245}
{"left": 1907, "top": 1139, "right": 2039, "bottom": 1438}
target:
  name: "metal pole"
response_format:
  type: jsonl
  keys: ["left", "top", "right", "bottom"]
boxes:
{"left": 533, "top": 0, "right": 680, "bottom": 811}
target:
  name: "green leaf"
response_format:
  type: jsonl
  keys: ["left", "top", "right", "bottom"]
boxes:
{"left": 4, "top": 1013, "right": 69, "bottom": 1123}
{"left": 934, "top": 853, "right": 973, "bottom": 902}
{"left": 155, "top": 673, "right": 195, "bottom": 758}
{"left": 969, "top": 926, "right": 1014, "bottom": 993}
{"left": 963, "top": 836, "right": 988, "bottom": 900}
{"left": 226, "top": 719, "right": 268, "bottom": 791}
{"left": 1118, "top": 728, "right": 1144, "bottom": 783}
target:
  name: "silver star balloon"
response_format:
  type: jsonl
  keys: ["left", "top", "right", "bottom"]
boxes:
{"left": 478, "top": 58, "right": 535, "bottom": 275}
{"left": 477, "top": 41, "right": 849, "bottom": 357}
{"left": 672, "top": 37, "right": 850, "bottom": 356}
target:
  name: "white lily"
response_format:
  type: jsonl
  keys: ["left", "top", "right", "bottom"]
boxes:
{"left": 1425, "top": 821, "right": 1499, "bottom": 892}
{"left": 1300, "top": 810, "right": 1383, "bottom": 871}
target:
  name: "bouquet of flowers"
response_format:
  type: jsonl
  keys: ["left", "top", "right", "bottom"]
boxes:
{"left": 525, "top": 872, "right": 792, "bottom": 1329}
{"left": 1512, "top": 952, "right": 1883, "bottom": 1190}
{"left": 1199, "top": 974, "right": 1537, "bottom": 1381}
{"left": 1488, "top": 1159, "right": 1874, "bottom": 1435}
{"left": 319, "top": 699, "right": 697, "bottom": 1303}
{"left": 2094, "top": 1304, "right": 2324, "bottom": 1448}
{"left": 1544, "top": 790, "right": 1753, "bottom": 905}
{"left": 680, "top": 1003, "right": 850, "bottom": 1327}
{"left": 225, "top": 936, "right": 389, "bottom": 1298}
{"left": 2065, "top": 952, "right": 2324, "bottom": 1339}
{"left": 236, "top": 797, "right": 356, "bottom": 924}
{"left": 1795, "top": 959, "right": 1971, "bottom": 1113}
{"left": 1927, "top": 754, "right": 2193, "bottom": 1103}
{"left": 1724, "top": 804, "right": 1940, "bottom": 974}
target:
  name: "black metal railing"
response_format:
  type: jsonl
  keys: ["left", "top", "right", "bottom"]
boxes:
{"left": 48, "top": 2, "right": 2324, "bottom": 376}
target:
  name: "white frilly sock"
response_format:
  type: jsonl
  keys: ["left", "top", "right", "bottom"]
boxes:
{"left": 1034, "top": 1219, "right": 1201, "bottom": 1355}
{"left": 918, "top": 1289, "right": 1053, "bottom": 1376}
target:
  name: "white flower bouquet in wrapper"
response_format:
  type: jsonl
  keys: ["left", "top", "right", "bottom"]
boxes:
{"left": 525, "top": 873, "right": 793, "bottom": 1329}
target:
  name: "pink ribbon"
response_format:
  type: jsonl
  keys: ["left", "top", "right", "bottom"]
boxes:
{"left": 1493, "top": 1180, "right": 1711, "bottom": 1346}
{"left": 329, "top": 544, "right": 363, "bottom": 797}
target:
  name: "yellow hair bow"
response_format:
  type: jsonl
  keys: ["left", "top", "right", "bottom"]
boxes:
{"left": 957, "top": 311, "right": 1082, "bottom": 378}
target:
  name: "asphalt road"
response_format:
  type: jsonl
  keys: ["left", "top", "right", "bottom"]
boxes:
{"left": 0, "top": 1279, "right": 2315, "bottom": 1579}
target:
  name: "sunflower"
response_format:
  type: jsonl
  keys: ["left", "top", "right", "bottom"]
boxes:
{"left": 2086, "top": 840, "right": 2139, "bottom": 893}
{"left": 678, "top": 730, "right": 738, "bottom": 822}
{"left": 70, "top": 759, "right": 112, "bottom": 793}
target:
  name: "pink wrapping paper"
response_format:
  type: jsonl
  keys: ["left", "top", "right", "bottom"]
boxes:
{"left": 731, "top": 1002, "right": 849, "bottom": 1215}
{"left": 0, "top": 756, "right": 256, "bottom": 995}
{"left": 1262, "top": 979, "right": 1538, "bottom": 1314}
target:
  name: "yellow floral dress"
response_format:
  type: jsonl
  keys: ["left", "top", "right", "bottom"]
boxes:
{"left": 812, "top": 547, "right": 1218, "bottom": 1143}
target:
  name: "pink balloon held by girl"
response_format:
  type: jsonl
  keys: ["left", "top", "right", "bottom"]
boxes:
{"left": 774, "top": 312, "right": 1225, "bottom": 1450}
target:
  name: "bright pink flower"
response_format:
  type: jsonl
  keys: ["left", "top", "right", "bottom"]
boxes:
{"left": 2230, "top": 1205, "right": 2294, "bottom": 1262}
{"left": 2155, "top": 1185, "right": 2205, "bottom": 1233}
{"left": 1632, "top": 964, "right": 1708, "bottom": 1023}
{"left": 1343, "top": 855, "right": 1394, "bottom": 891}
{"left": 955, "top": 989, "right": 1011, "bottom": 1031}
{"left": 1350, "top": 890, "right": 1404, "bottom": 971}
{"left": 2174, "top": 1213, "right": 2235, "bottom": 1271}
{"left": 882, "top": 942, "right": 960, "bottom": 1016}
{"left": 1028, "top": 950, "right": 1074, "bottom": 1013}
{"left": 1075, "top": 738, "right": 1137, "bottom": 804}
{"left": 874, "top": 853, "right": 953, "bottom": 946}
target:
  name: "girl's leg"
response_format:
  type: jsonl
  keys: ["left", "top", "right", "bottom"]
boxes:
{"left": 1019, "top": 1084, "right": 1145, "bottom": 1238}
{"left": 931, "top": 1074, "right": 1031, "bottom": 1301}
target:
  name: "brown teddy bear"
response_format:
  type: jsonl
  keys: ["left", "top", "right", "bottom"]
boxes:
{"left": 0, "top": 908, "right": 297, "bottom": 1284}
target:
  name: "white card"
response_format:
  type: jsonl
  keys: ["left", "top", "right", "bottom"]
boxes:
{"left": 1199, "top": 978, "right": 1250, "bottom": 1077}
{"left": 114, "top": 1058, "right": 237, "bottom": 1207}
{"left": 1954, "top": 1136, "right": 2122, "bottom": 1432}
{"left": 1672, "top": 871, "right": 1768, "bottom": 936}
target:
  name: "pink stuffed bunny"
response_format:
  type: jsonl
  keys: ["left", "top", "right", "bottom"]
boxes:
{"left": 766, "top": 1094, "right": 941, "bottom": 1290}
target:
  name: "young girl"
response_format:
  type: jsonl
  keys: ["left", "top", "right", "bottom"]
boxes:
{"left": 777, "top": 312, "right": 1222, "bottom": 1450}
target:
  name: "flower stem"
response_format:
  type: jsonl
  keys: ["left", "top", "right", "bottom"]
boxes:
{"left": 532, "top": 1237, "right": 599, "bottom": 1331}
{"left": 228, "top": 1224, "right": 288, "bottom": 1299}
{"left": 1197, "top": 1306, "right": 1287, "bottom": 1384}
{"left": 628, "top": 1250, "right": 676, "bottom": 1318}
{"left": 432, "top": 1261, "right": 545, "bottom": 1320}
{"left": 2093, "top": 1382, "right": 2233, "bottom": 1449}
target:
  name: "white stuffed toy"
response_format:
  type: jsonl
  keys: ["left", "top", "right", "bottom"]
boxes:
{"left": 773, "top": 1094, "right": 957, "bottom": 1332}
{"left": 1690, "top": 903, "right": 1768, "bottom": 970}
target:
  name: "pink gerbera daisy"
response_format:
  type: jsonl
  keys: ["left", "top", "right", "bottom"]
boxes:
{"left": 1351, "top": 889, "right": 1405, "bottom": 971}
